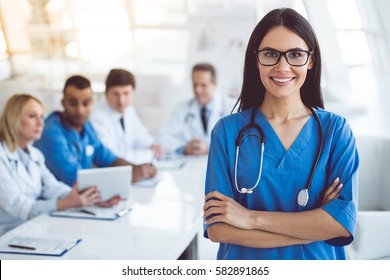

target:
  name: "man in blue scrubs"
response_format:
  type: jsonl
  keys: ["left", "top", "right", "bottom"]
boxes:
{"left": 34, "top": 75, "right": 156, "bottom": 187}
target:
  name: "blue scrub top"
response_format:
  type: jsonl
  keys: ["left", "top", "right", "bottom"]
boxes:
{"left": 34, "top": 112, "right": 117, "bottom": 186}
{"left": 204, "top": 108, "right": 359, "bottom": 260}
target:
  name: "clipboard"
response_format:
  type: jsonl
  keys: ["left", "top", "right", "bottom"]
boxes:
{"left": 50, "top": 202, "right": 131, "bottom": 221}
{"left": 0, "top": 236, "right": 81, "bottom": 257}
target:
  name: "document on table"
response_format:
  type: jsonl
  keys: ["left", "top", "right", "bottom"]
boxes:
{"left": 50, "top": 201, "right": 131, "bottom": 220}
{"left": 158, "top": 154, "right": 207, "bottom": 164}
{"left": 154, "top": 160, "right": 186, "bottom": 170}
{"left": 132, "top": 173, "right": 163, "bottom": 188}
{"left": 0, "top": 236, "right": 81, "bottom": 256}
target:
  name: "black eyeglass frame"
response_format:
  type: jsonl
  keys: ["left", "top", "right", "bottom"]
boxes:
{"left": 253, "top": 48, "right": 314, "bottom": 67}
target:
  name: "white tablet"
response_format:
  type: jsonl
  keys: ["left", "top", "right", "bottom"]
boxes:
{"left": 77, "top": 166, "right": 132, "bottom": 201}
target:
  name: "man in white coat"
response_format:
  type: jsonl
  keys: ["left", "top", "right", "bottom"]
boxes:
{"left": 158, "top": 63, "right": 236, "bottom": 156}
{"left": 91, "top": 69, "right": 163, "bottom": 164}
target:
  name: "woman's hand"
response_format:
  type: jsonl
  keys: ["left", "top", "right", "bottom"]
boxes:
{"left": 203, "top": 191, "right": 255, "bottom": 230}
{"left": 321, "top": 177, "right": 343, "bottom": 206}
{"left": 57, "top": 184, "right": 102, "bottom": 210}
{"left": 95, "top": 195, "right": 121, "bottom": 208}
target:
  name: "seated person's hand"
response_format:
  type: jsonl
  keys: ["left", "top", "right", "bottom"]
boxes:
{"left": 57, "top": 184, "right": 102, "bottom": 210}
{"left": 151, "top": 143, "right": 164, "bottom": 159}
{"left": 185, "top": 139, "right": 209, "bottom": 156}
{"left": 95, "top": 195, "right": 121, "bottom": 208}
{"left": 77, "top": 185, "right": 102, "bottom": 207}
{"left": 132, "top": 163, "right": 157, "bottom": 182}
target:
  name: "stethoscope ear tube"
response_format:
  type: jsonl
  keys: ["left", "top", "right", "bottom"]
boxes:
{"left": 235, "top": 108, "right": 265, "bottom": 194}
{"left": 297, "top": 107, "right": 323, "bottom": 207}
{"left": 235, "top": 108, "right": 265, "bottom": 147}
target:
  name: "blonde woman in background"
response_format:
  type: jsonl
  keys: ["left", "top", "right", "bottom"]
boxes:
{"left": 0, "top": 94, "right": 118, "bottom": 236}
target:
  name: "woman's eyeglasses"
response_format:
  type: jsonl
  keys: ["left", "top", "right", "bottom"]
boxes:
{"left": 254, "top": 48, "right": 313, "bottom": 67}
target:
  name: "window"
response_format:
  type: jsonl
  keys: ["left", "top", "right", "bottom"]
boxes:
{"left": 36, "top": 0, "right": 191, "bottom": 85}
{"left": 326, "top": 0, "right": 381, "bottom": 110}
{"left": 0, "top": 21, "right": 7, "bottom": 57}
{"left": 0, "top": 16, "right": 12, "bottom": 80}
{"left": 255, "top": 0, "right": 307, "bottom": 19}
{"left": 132, "top": 0, "right": 188, "bottom": 26}
{"left": 40, "top": 0, "right": 256, "bottom": 88}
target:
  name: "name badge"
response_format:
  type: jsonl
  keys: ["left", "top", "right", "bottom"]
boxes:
{"left": 85, "top": 145, "right": 94, "bottom": 156}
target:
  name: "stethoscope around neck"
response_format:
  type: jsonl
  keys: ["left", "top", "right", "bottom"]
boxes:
{"left": 234, "top": 106, "right": 323, "bottom": 207}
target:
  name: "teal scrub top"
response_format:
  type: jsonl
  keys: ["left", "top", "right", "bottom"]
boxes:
{"left": 204, "top": 108, "right": 359, "bottom": 260}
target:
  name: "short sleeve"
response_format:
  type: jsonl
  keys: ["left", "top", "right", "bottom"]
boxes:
{"left": 204, "top": 119, "right": 234, "bottom": 238}
{"left": 321, "top": 117, "right": 359, "bottom": 246}
{"left": 34, "top": 124, "right": 79, "bottom": 186}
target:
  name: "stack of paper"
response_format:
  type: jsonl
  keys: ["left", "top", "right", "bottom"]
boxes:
{"left": 50, "top": 201, "right": 131, "bottom": 220}
{"left": 0, "top": 236, "right": 81, "bottom": 256}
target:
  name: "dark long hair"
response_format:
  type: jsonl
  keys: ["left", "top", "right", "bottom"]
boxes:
{"left": 237, "top": 8, "right": 324, "bottom": 111}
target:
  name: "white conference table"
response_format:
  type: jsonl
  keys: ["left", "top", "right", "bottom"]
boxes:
{"left": 0, "top": 158, "right": 207, "bottom": 260}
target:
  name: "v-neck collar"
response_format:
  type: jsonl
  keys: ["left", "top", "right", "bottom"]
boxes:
{"left": 254, "top": 109, "right": 316, "bottom": 170}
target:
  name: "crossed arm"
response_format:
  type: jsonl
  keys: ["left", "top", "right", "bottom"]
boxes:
{"left": 203, "top": 178, "right": 350, "bottom": 248}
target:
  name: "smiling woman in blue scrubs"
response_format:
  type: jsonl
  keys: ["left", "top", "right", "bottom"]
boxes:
{"left": 203, "top": 8, "right": 359, "bottom": 260}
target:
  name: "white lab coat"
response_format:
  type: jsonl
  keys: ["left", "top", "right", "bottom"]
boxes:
{"left": 0, "top": 142, "right": 70, "bottom": 236}
{"left": 158, "top": 94, "right": 237, "bottom": 155}
{"left": 90, "top": 101, "right": 156, "bottom": 164}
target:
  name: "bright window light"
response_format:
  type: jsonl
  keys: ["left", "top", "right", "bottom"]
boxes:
{"left": 337, "top": 31, "right": 372, "bottom": 65}
{"left": 0, "top": 30, "right": 7, "bottom": 54}
{"left": 134, "top": 29, "right": 188, "bottom": 62}
{"left": 327, "top": 0, "right": 362, "bottom": 29}
{"left": 77, "top": 30, "right": 134, "bottom": 63}
{"left": 133, "top": 0, "right": 188, "bottom": 25}
{"left": 0, "top": 21, "right": 11, "bottom": 79}
{"left": 71, "top": 0, "right": 129, "bottom": 28}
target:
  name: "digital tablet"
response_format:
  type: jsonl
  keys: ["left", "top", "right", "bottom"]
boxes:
{"left": 77, "top": 166, "right": 132, "bottom": 201}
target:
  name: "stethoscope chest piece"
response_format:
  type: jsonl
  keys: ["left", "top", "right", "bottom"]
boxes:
{"left": 297, "top": 189, "right": 309, "bottom": 207}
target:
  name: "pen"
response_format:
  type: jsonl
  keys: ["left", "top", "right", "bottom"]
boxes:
{"left": 78, "top": 209, "right": 96, "bottom": 216}
{"left": 8, "top": 244, "right": 36, "bottom": 250}
{"left": 117, "top": 208, "right": 130, "bottom": 217}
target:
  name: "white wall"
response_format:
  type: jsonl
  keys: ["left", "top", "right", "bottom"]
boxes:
{"left": 373, "top": 0, "right": 390, "bottom": 134}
